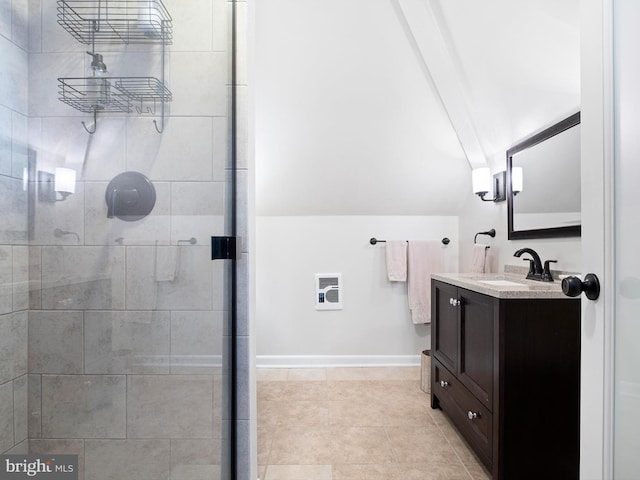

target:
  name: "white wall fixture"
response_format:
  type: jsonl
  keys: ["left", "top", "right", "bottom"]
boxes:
{"left": 54, "top": 167, "right": 77, "bottom": 198}
{"left": 472, "top": 167, "right": 506, "bottom": 202}
{"left": 512, "top": 167, "right": 523, "bottom": 195}
{"left": 38, "top": 168, "right": 77, "bottom": 202}
{"left": 315, "top": 273, "right": 343, "bottom": 310}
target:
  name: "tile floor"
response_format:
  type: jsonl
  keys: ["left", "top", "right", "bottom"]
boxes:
{"left": 257, "top": 367, "right": 491, "bottom": 480}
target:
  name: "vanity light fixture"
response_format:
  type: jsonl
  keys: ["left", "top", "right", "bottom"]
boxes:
{"left": 512, "top": 167, "right": 523, "bottom": 195}
{"left": 472, "top": 167, "right": 506, "bottom": 202}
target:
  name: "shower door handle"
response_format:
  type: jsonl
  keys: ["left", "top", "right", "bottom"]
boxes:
{"left": 211, "top": 236, "right": 241, "bottom": 260}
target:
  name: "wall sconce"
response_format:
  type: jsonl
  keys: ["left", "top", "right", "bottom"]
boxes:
{"left": 38, "top": 168, "right": 77, "bottom": 202}
{"left": 512, "top": 167, "right": 523, "bottom": 195}
{"left": 472, "top": 168, "right": 506, "bottom": 202}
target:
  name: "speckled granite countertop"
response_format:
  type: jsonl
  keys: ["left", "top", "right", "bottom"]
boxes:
{"left": 431, "top": 269, "right": 577, "bottom": 299}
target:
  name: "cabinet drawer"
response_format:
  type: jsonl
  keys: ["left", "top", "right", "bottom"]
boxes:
{"left": 433, "top": 359, "right": 493, "bottom": 468}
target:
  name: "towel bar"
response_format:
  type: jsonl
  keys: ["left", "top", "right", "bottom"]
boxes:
{"left": 370, "top": 237, "right": 450, "bottom": 245}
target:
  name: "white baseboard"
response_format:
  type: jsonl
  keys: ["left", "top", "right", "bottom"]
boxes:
{"left": 256, "top": 355, "right": 421, "bottom": 368}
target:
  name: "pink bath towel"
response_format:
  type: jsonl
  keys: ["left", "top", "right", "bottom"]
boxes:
{"left": 407, "top": 241, "right": 444, "bottom": 324}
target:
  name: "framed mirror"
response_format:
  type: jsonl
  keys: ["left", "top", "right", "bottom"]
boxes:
{"left": 507, "top": 112, "right": 581, "bottom": 239}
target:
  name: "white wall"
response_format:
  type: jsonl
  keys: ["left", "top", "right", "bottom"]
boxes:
{"left": 254, "top": 0, "right": 471, "bottom": 217}
{"left": 254, "top": 0, "right": 583, "bottom": 365}
{"left": 256, "top": 216, "right": 458, "bottom": 365}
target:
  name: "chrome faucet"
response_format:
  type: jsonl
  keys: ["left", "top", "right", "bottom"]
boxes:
{"left": 513, "top": 248, "right": 556, "bottom": 282}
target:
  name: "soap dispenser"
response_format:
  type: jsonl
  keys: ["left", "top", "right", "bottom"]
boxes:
{"left": 86, "top": 51, "right": 110, "bottom": 109}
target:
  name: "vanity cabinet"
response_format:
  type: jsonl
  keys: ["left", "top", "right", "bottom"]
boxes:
{"left": 431, "top": 279, "right": 580, "bottom": 480}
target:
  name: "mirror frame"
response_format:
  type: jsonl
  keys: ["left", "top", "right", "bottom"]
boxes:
{"left": 507, "top": 111, "right": 581, "bottom": 240}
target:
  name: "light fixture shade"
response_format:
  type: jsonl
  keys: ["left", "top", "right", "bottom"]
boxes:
{"left": 472, "top": 168, "right": 491, "bottom": 194}
{"left": 512, "top": 167, "right": 523, "bottom": 194}
{"left": 54, "top": 168, "right": 77, "bottom": 195}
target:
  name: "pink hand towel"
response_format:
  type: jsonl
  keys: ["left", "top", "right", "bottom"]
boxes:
{"left": 471, "top": 244, "right": 489, "bottom": 273}
{"left": 386, "top": 241, "right": 407, "bottom": 281}
{"left": 407, "top": 241, "right": 444, "bottom": 324}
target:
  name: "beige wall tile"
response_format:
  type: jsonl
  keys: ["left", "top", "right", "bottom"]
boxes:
{"left": 85, "top": 439, "right": 170, "bottom": 480}
{"left": 28, "top": 310, "right": 83, "bottom": 374}
{"left": 0, "top": 247, "right": 12, "bottom": 313}
{"left": 125, "top": 246, "right": 217, "bottom": 310}
{"left": 41, "top": 246, "right": 125, "bottom": 310}
{"left": 12, "top": 246, "right": 28, "bottom": 311}
{"left": 126, "top": 116, "right": 215, "bottom": 181}
{"left": 0, "top": 382, "right": 14, "bottom": 453}
{"left": 29, "top": 439, "right": 85, "bottom": 480}
{"left": 85, "top": 310, "right": 170, "bottom": 374}
{"left": 41, "top": 375, "right": 126, "bottom": 438}
{"left": 28, "top": 374, "right": 41, "bottom": 439}
{"left": 13, "top": 375, "right": 28, "bottom": 443}
{"left": 0, "top": 312, "right": 27, "bottom": 384}
{"left": 127, "top": 375, "right": 213, "bottom": 438}
{"left": 170, "top": 311, "right": 222, "bottom": 374}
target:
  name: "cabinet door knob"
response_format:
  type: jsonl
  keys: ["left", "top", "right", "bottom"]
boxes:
{"left": 440, "top": 380, "right": 449, "bottom": 387}
{"left": 467, "top": 411, "right": 478, "bottom": 420}
{"left": 449, "top": 298, "right": 460, "bottom": 306}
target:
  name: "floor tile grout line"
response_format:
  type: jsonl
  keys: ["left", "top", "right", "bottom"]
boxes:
{"left": 433, "top": 419, "right": 476, "bottom": 480}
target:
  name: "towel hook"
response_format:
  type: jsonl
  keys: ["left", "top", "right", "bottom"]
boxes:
{"left": 474, "top": 228, "right": 496, "bottom": 244}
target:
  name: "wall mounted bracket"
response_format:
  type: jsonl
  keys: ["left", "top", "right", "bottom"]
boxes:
{"left": 211, "top": 236, "right": 241, "bottom": 260}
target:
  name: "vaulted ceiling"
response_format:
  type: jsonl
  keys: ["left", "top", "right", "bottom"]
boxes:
{"left": 254, "top": 0, "right": 580, "bottom": 215}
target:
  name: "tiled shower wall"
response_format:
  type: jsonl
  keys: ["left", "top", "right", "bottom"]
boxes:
{"left": 1, "top": 0, "right": 251, "bottom": 478}
{"left": 0, "top": 0, "right": 30, "bottom": 457}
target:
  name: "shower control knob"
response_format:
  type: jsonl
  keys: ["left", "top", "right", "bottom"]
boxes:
{"left": 562, "top": 273, "right": 601, "bottom": 301}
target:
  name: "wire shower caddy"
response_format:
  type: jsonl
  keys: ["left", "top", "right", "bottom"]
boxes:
{"left": 57, "top": 0, "right": 173, "bottom": 44}
{"left": 56, "top": 0, "right": 173, "bottom": 133}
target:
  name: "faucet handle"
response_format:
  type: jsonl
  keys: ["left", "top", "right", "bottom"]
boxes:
{"left": 521, "top": 258, "right": 536, "bottom": 276}
{"left": 542, "top": 260, "right": 557, "bottom": 281}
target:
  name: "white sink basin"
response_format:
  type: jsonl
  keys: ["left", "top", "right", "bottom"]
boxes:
{"left": 478, "top": 279, "right": 527, "bottom": 287}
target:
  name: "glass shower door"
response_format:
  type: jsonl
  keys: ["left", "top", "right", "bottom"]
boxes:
{"left": 0, "top": 1, "right": 239, "bottom": 479}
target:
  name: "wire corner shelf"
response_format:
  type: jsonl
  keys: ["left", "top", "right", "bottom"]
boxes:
{"left": 58, "top": 76, "right": 172, "bottom": 113}
{"left": 57, "top": 0, "right": 173, "bottom": 45}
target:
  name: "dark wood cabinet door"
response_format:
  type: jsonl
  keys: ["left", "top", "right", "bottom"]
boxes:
{"left": 458, "top": 289, "right": 494, "bottom": 409}
{"left": 432, "top": 281, "right": 459, "bottom": 373}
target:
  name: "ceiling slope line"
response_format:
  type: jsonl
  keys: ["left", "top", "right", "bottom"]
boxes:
{"left": 392, "top": 0, "right": 487, "bottom": 169}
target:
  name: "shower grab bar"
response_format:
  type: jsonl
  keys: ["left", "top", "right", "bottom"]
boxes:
{"left": 370, "top": 237, "right": 450, "bottom": 246}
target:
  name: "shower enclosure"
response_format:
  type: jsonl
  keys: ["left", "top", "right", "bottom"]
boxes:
{"left": 0, "top": 0, "right": 248, "bottom": 478}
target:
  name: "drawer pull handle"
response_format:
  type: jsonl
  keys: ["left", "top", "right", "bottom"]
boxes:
{"left": 440, "top": 380, "right": 449, "bottom": 388}
{"left": 467, "top": 411, "right": 478, "bottom": 420}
